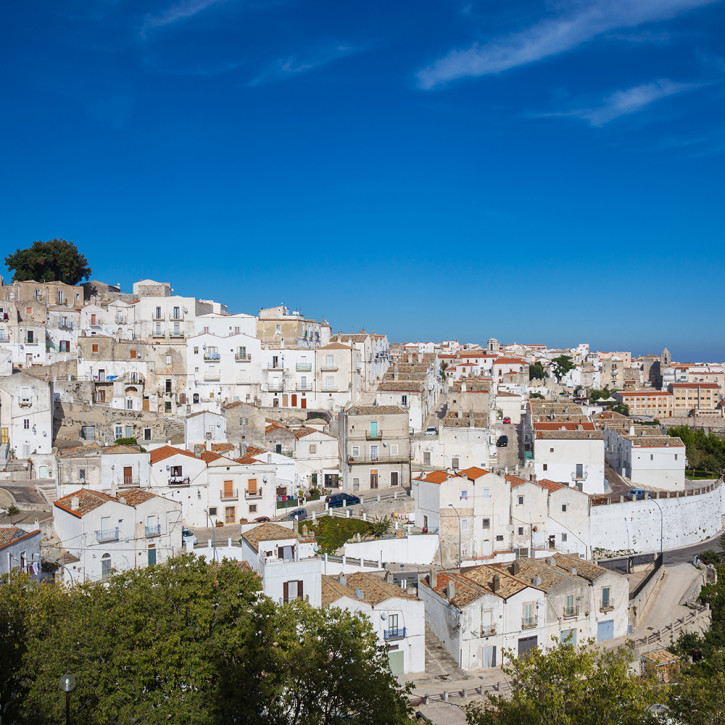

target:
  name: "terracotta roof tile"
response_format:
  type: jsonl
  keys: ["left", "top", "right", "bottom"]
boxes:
{"left": 149, "top": 445, "right": 200, "bottom": 464}
{"left": 345, "top": 572, "right": 417, "bottom": 605}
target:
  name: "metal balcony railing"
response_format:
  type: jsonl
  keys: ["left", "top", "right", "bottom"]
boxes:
{"left": 168, "top": 476, "right": 190, "bottom": 486}
{"left": 296, "top": 363, "right": 312, "bottom": 371}
{"left": 571, "top": 471, "right": 588, "bottom": 481}
{"left": 268, "top": 382, "right": 284, "bottom": 392}
{"left": 563, "top": 606, "right": 580, "bottom": 619}
{"left": 522, "top": 617, "right": 538, "bottom": 630}
{"left": 366, "top": 431, "right": 383, "bottom": 440}
{"left": 267, "top": 363, "right": 284, "bottom": 370}
{"left": 204, "top": 353, "right": 220, "bottom": 361}
{"left": 145, "top": 524, "right": 161, "bottom": 537}
{"left": 235, "top": 354, "right": 251, "bottom": 362}
{"left": 245, "top": 490, "right": 262, "bottom": 499}
{"left": 320, "top": 365, "right": 338, "bottom": 372}
{"left": 221, "top": 489, "right": 238, "bottom": 501}
{"left": 96, "top": 527, "right": 119, "bottom": 543}
{"left": 119, "top": 478, "right": 140, "bottom": 488}
{"left": 383, "top": 627, "right": 406, "bottom": 640}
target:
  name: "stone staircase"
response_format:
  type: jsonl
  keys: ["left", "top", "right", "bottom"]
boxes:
{"left": 35, "top": 479, "right": 59, "bottom": 505}
{"left": 162, "top": 419, "right": 185, "bottom": 443}
{"left": 424, "top": 624, "right": 469, "bottom": 680}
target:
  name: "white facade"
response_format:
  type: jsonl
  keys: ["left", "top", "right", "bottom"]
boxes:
{"left": 0, "top": 372, "right": 53, "bottom": 459}
{"left": 534, "top": 434, "right": 606, "bottom": 495}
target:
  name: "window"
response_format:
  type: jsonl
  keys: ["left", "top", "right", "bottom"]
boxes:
{"left": 522, "top": 602, "right": 535, "bottom": 628}
{"left": 461, "top": 490, "right": 468, "bottom": 500}
{"left": 575, "top": 463, "right": 584, "bottom": 478}
{"left": 144, "top": 428, "right": 151, "bottom": 441}
{"left": 223, "top": 480, "right": 235, "bottom": 499}
{"left": 92, "top": 343, "right": 99, "bottom": 353}
{"left": 173, "top": 306, "right": 180, "bottom": 319}
{"left": 423, "top": 452, "right": 431, "bottom": 465}
{"left": 283, "top": 580, "right": 304, "bottom": 603}
{"left": 543, "top": 464, "right": 548, "bottom": 471}
{"left": 130, "top": 349, "right": 137, "bottom": 359}
{"left": 564, "top": 594, "right": 575, "bottom": 617}
{"left": 482, "top": 518, "right": 490, "bottom": 529}
{"left": 101, "top": 554, "right": 112, "bottom": 580}
{"left": 352, "top": 446, "right": 360, "bottom": 457}
{"left": 518, "top": 527, "right": 524, "bottom": 535}
{"left": 224, "top": 506, "right": 236, "bottom": 524}
{"left": 126, "top": 398, "right": 133, "bottom": 410}
{"left": 391, "top": 444, "right": 399, "bottom": 455}
{"left": 309, "top": 444, "right": 317, "bottom": 454}
{"left": 165, "top": 378, "right": 172, "bottom": 393}
{"left": 115, "top": 425, "right": 123, "bottom": 438}
{"left": 166, "top": 354, "right": 171, "bottom": 364}
{"left": 601, "top": 586, "right": 611, "bottom": 610}
{"left": 325, "top": 376, "right": 334, "bottom": 390}
{"left": 370, "top": 445, "right": 379, "bottom": 461}
{"left": 482, "top": 488, "right": 490, "bottom": 498}
{"left": 249, "top": 504, "right": 257, "bottom": 513}
{"left": 401, "top": 395, "right": 408, "bottom": 406}
{"left": 550, "top": 448, "right": 554, "bottom": 453}
{"left": 452, "top": 457, "right": 460, "bottom": 469}
{"left": 155, "top": 306, "right": 162, "bottom": 319}
{"left": 165, "top": 401, "right": 171, "bottom": 413}
{"left": 208, "top": 507, "right": 217, "bottom": 516}
{"left": 26, "top": 306, "right": 33, "bottom": 315}
{"left": 495, "top": 534, "right": 504, "bottom": 542}
{"left": 247, "top": 479, "right": 257, "bottom": 495}
{"left": 194, "top": 347, "right": 199, "bottom": 354}
{"left": 79, "top": 468, "right": 86, "bottom": 482}
{"left": 518, "top": 496, "right": 524, "bottom": 505}
{"left": 561, "top": 533, "right": 568, "bottom": 542}
{"left": 23, "top": 419, "right": 29, "bottom": 429}
{"left": 562, "top": 504, "right": 567, "bottom": 513}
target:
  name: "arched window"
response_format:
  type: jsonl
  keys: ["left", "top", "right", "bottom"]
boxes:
{"left": 101, "top": 553, "right": 111, "bottom": 580}
{"left": 193, "top": 393, "right": 200, "bottom": 404}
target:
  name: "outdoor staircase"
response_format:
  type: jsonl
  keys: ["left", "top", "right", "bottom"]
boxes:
{"left": 35, "top": 479, "right": 59, "bottom": 505}
{"left": 424, "top": 624, "right": 469, "bottom": 680}
{"left": 162, "top": 419, "right": 185, "bottom": 443}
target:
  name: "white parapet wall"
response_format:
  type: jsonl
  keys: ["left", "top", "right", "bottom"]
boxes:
{"left": 590, "top": 483, "right": 724, "bottom": 554}
{"left": 341, "top": 534, "right": 440, "bottom": 567}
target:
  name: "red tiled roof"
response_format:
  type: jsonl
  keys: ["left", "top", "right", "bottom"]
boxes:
{"left": 458, "top": 466, "right": 489, "bottom": 480}
{"left": 149, "top": 445, "right": 199, "bottom": 464}
{"left": 419, "top": 471, "right": 450, "bottom": 484}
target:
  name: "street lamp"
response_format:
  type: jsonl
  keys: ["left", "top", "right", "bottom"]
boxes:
{"left": 448, "top": 504, "right": 462, "bottom": 568}
{"left": 204, "top": 508, "right": 217, "bottom": 561}
{"left": 59, "top": 673, "right": 76, "bottom": 725}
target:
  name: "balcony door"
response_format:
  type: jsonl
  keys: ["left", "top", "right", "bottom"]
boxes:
{"left": 123, "top": 466, "right": 133, "bottom": 485}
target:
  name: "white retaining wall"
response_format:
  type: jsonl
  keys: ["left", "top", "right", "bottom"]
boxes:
{"left": 341, "top": 534, "right": 439, "bottom": 566}
{"left": 590, "top": 485, "right": 724, "bottom": 554}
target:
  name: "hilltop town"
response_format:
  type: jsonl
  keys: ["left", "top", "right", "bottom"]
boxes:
{"left": 2, "top": 274, "right": 723, "bottom": 720}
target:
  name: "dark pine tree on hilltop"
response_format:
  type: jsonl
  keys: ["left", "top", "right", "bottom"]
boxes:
{"left": 5, "top": 239, "right": 91, "bottom": 285}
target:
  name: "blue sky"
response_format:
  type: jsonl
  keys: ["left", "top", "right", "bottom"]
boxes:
{"left": 2, "top": 1, "right": 724, "bottom": 360}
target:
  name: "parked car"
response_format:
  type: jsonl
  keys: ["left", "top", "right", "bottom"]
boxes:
{"left": 627, "top": 489, "right": 648, "bottom": 500}
{"left": 503, "top": 417, "right": 511, "bottom": 424}
{"left": 285, "top": 508, "right": 307, "bottom": 521}
{"left": 325, "top": 493, "right": 361, "bottom": 508}
{"left": 253, "top": 516, "right": 270, "bottom": 523}
{"left": 181, "top": 527, "right": 197, "bottom": 546}
{"left": 496, "top": 435, "right": 509, "bottom": 447}
{"left": 425, "top": 426, "right": 438, "bottom": 436}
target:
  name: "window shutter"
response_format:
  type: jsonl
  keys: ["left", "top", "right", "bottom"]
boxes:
{"left": 298, "top": 580, "right": 304, "bottom": 600}
{"left": 283, "top": 581, "right": 289, "bottom": 603}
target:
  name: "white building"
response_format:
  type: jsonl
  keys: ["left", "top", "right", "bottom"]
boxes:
{"left": 322, "top": 572, "right": 426, "bottom": 675}
{"left": 241, "top": 522, "right": 321, "bottom": 607}
{"left": 53, "top": 487, "right": 182, "bottom": 583}
{"left": 0, "top": 372, "right": 53, "bottom": 461}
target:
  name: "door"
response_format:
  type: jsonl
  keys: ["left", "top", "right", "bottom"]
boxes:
{"left": 148, "top": 546, "right": 156, "bottom": 566}
{"left": 597, "top": 620, "right": 614, "bottom": 642}
{"left": 518, "top": 636, "right": 538, "bottom": 657}
{"left": 98, "top": 369, "right": 105, "bottom": 381}
{"left": 282, "top": 394, "right": 288, "bottom": 407}
{"left": 1, "top": 428, "right": 8, "bottom": 444}
{"left": 124, "top": 466, "right": 133, "bottom": 485}
{"left": 142, "top": 398, "right": 150, "bottom": 411}
{"left": 370, "top": 421, "right": 378, "bottom": 438}
{"left": 388, "top": 650, "right": 405, "bottom": 676}
{"left": 38, "top": 465, "right": 48, "bottom": 478}
{"left": 301, "top": 397, "right": 307, "bottom": 409}
{"left": 390, "top": 471, "right": 399, "bottom": 487}
{"left": 291, "top": 394, "right": 297, "bottom": 407}
{"left": 370, "top": 469, "right": 378, "bottom": 489}
{"left": 561, "top": 628, "right": 576, "bottom": 646}
{"left": 481, "top": 646, "right": 497, "bottom": 669}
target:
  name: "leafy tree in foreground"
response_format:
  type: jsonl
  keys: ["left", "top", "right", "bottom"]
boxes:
{"left": 1, "top": 555, "right": 411, "bottom": 724}
{"left": 465, "top": 640, "right": 662, "bottom": 725}
{"left": 667, "top": 648, "right": 725, "bottom": 725}
{"left": 5, "top": 239, "right": 91, "bottom": 284}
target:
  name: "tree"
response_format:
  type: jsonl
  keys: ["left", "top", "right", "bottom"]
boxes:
{"left": 465, "top": 640, "right": 662, "bottom": 725}
{"left": 667, "top": 650, "right": 725, "bottom": 725}
{"left": 5, "top": 239, "right": 91, "bottom": 285}
{"left": 529, "top": 362, "right": 545, "bottom": 380}
{"left": 551, "top": 355, "right": 575, "bottom": 382}
{"left": 2, "top": 555, "right": 412, "bottom": 724}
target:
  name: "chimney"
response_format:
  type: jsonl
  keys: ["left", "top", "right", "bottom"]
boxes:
{"left": 532, "top": 574, "right": 542, "bottom": 586}
{"left": 548, "top": 557, "right": 556, "bottom": 567}
{"left": 629, "top": 425, "right": 635, "bottom": 436}
{"left": 118, "top": 497, "right": 126, "bottom": 505}
{"left": 430, "top": 570, "right": 438, "bottom": 588}
{"left": 492, "top": 574, "right": 500, "bottom": 592}
{"left": 512, "top": 560, "right": 521, "bottom": 575}
{"left": 447, "top": 580, "right": 456, "bottom": 600}
{"left": 70, "top": 496, "right": 80, "bottom": 511}
{"left": 292, "top": 519, "right": 299, "bottom": 535}
{"left": 338, "top": 573, "right": 346, "bottom": 585}
{"left": 355, "top": 587, "right": 365, "bottom": 600}
{"left": 384, "top": 570, "right": 392, "bottom": 582}
{"left": 570, "top": 567, "right": 577, "bottom": 577}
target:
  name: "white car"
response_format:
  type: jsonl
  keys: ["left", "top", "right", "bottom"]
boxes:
{"left": 181, "top": 527, "right": 198, "bottom": 546}
{"left": 425, "top": 426, "right": 437, "bottom": 436}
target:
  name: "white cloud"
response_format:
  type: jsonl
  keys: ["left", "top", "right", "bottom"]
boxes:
{"left": 540, "top": 79, "right": 703, "bottom": 126}
{"left": 417, "top": 0, "right": 720, "bottom": 89}
{"left": 144, "top": 0, "right": 226, "bottom": 31}
{"left": 248, "top": 44, "right": 359, "bottom": 86}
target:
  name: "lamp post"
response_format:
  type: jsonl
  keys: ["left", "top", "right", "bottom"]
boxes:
{"left": 651, "top": 497, "right": 664, "bottom": 557}
{"left": 448, "top": 504, "right": 462, "bottom": 568}
{"left": 59, "top": 673, "right": 75, "bottom": 725}
{"left": 204, "top": 508, "right": 217, "bottom": 561}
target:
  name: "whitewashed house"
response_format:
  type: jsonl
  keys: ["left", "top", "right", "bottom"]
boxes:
{"left": 0, "top": 372, "right": 53, "bottom": 460}
{"left": 53, "top": 487, "right": 182, "bottom": 583}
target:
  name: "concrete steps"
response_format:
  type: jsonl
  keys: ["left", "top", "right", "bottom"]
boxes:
{"left": 35, "top": 479, "right": 59, "bottom": 505}
{"left": 424, "top": 624, "right": 468, "bottom": 680}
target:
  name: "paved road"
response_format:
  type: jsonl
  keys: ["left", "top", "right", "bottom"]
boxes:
{"left": 493, "top": 422, "right": 520, "bottom": 471}
{"left": 664, "top": 532, "right": 724, "bottom": 565}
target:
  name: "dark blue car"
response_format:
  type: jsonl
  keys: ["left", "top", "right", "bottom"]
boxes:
{"left": 325, "top": 493, "right": 361, "bottom": 508}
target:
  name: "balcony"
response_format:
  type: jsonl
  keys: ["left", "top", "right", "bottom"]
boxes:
{"left": 600, "top": 604, "right": 614, "bottom": 613}
{"left": 245, "top": 490, "right": 263, "bottom": 499}
{"left": 152, "top": 313, "right": 165, "bottom": 321}
{"left": 168, "top": 476, "right": 190, "bottom": 486}
{"left": 320, "top": 364, "right": 338, "bottom": 372}
{"left": 204, "top": 353, "right": 221, "bottom": 361}
{"left": 383, "top": 627, "right": 406, "bottom": 641}
{"left": 571, "top": 471, "right": 588, "bottom": 482}
{"left": 268, "top": 381, "right": 284, "bottom": 392}
{"left": 19, "top": 397, "right": 32, "bottom": 407}
{"left": 481, "top": 625, "right": 496, "bottom": 637}
{"left": 366, "top": 431, "right": 383, "bottom": 440}
{"left": 563, "top": 606, "right": 580, "bottom": 619}
{"left": 235, "top": 354, "right": 252, "bottom": 362}
{"left": 24, "top": 339, "right": 38, "bottom": 346}
{"left": 204, "top": 372, "right": 221, "bottom": 382}
{"left": 119, "top": 478, "right": 140, "bottom": 488}
{"left": 145, "top": 524, "right": 161, "bottom": 537}
{"left": 96, "top": 527, "right": 119, "bottom": 543}
{"left": 296, "top": 363, "right": 312, "bottom": 372}
{"left": 267, "top": 363, "right": 284, "bottom": 370}
{"left": 221, "top": 489, "right": 238, "bottom": 501}
{"left": 522, "top": 617, "right": 538, "bottom": 630}
{"left": 58, "top": 321, "right": 74, "bottom": 330}
{"left": 171, "top": 331, "right": 185, "bottom": 338}
{"left": 296, "top": 383, "right": 311, "bottom": 391}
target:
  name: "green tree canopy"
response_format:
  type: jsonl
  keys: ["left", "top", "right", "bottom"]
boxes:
{"left": 529, "top": 361, "right": 545, "bottom": 380}
{"left": 1, "top": 555, "right": 412, "bottom": 724}
{"left": 465, "top": 640, "right": 662, "bottom": 725}
{"left": 5, "top": 239, "right": 91, "bottom": 285}
{"left": 551, "top": 355, "right": 575, "bottom": 382}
